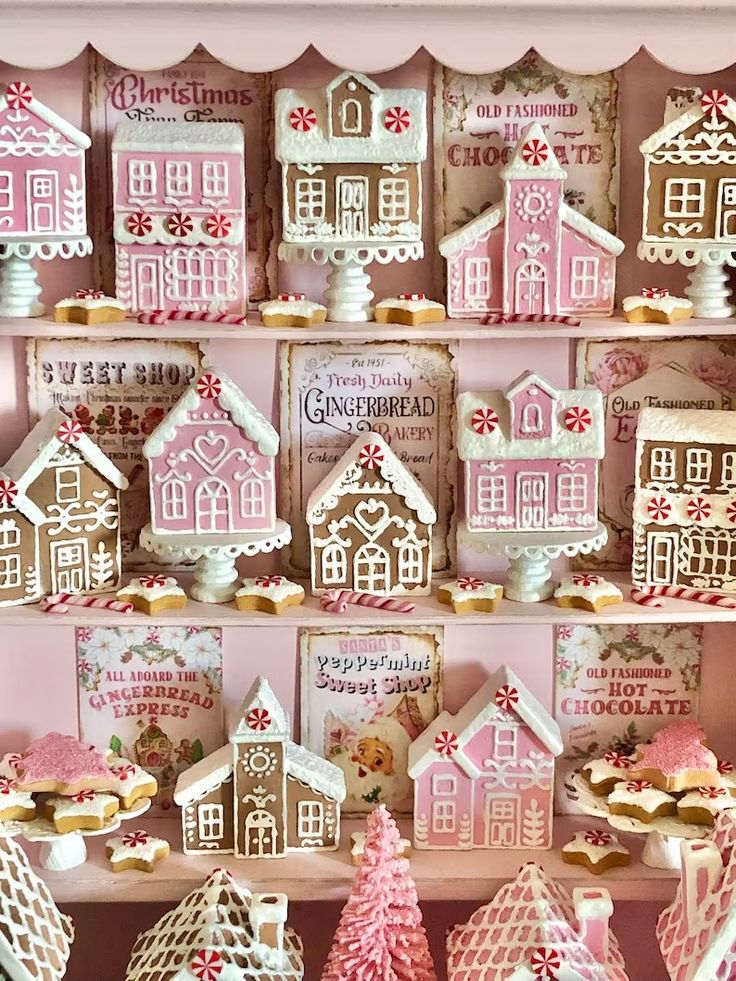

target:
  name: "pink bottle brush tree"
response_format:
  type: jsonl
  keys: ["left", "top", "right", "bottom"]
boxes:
{"left": 322, "top": 804, "right": 436, "bottom": 981}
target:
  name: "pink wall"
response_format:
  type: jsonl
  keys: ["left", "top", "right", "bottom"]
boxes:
{"left": 113, "top": 151, "right": 244, "bottom": 210}
{"left": 559, "top": 228, "right": 617, "bottom": 313}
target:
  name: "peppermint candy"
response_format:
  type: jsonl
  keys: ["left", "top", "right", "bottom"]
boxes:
{"left": 112, "top": 764, "right": 137, "bottom": 780}
{"left": 728, "top": 501, "right": 736, "bottom": 524}
{"left": 290, "top": 106, "right": 317, "bottom": 131}
{"left": 458, "top": 577, "right": 485, "bottom": 591}
{"left": 698, "top": 786, "right": 727, "bottom": 799}
{"left": 56, "top": 417, "right": 83, "bottom": 445}
{"left": 604, "top": 750, "right": 631, "bottom": 769}
{"left": 5, "top": 81, "right": 33, "bottom": 110}
{"left": 470, "top": 407, "right": 499, "bottom": 435}
{"left": 529, "top": 947, "right": 561, "bottom": 976}
{"left": 168, "top": 213, "right": 194, "bottom": 237}
{"left": 75, "top": 289, "right": 105, "bottom": 300}
{"left": 0, "top": 778, "right": 14, "bottom": 794}
{"left": 702, "top": 88, "right": 728, "bottom": 118}
{"left": 687, "top": 497, "right": 712, "bottom": 522}
{"left": 625, "top": 780, "right": 653, "bottom": 793}
{"left": 255, "top": 575, "right": 283, "bottom": 588}
{"left": 0, "top": 480, "right": 18, "bottom": 507}
{"left": 495, "top": 685, "right": 519, "bottom": 712}
{"left": 246, "top": 708, "right": 271, "bottom": 732}
{"left": 278, "top": 292, "right": 305, "bottom": 302}
{"left": 521, "top": 139, "right": 549, "bottom": 166}
{"left": 718, "top": 759, "right": 734, "bottom": 774}
{"left": 72, "top": 790, "right": 96, "bottom": 802}
{"left": 399, "top": 292, "right": 425, "bottom": 301}
{"left": 583, "top": 829, "right": 613, "bottom": 846}
{"left": 205, "top": 214, "right": 231, "bottom": 239}
{"left": 196, "top": 373, "right": 222, "bottom": 399}
{"left": 571, "top": 574, "right": 601, "bottom": 588}
{"left": 384, "top": 106, "right": 411, "bottom": 133}
{"left": 647, "top": 496, "right": 671, "bottom": 521}
{"left": 122, "top": 830, "right": 150, "bottom": 847}
{"left": 434, "top": 730, "right": 459, "bottom": 756}
{"left": 358, "top": 443, "right": 384, "bottom": 469}
{"left": 564, "top": 405, "right": 592, "bottom": 433}
{"left": 139, "top": 575, "right": 168, "bottom": 589}
{"left": 640, "top": 287, "right": 669, "bottom": 299}
{"left": 191, "top": 950, "right": 223, "bottom": 980}
{"left": 127, "top": 212, "right": 152, "bottom": 237}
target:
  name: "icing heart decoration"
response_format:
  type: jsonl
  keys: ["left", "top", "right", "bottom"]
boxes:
{"left": 5, "top": 81, "right": 33, "bottom": 111}
{"left": 353, "top": 499, "right": 391, "bottom": 536}
{"left": 246, "top": 708, "right": 271, "bottom": 731}
{"left": 434, "top": 730, "right": 458, "bottom": 756}
{"left": 193, "top": 433, "right": 229, "bottom": 471}
{"left": 495, "top": 685, "right": 519, "bottom": 712}
{"left": 290, "top": 106, "right": 317, "bottom": 131}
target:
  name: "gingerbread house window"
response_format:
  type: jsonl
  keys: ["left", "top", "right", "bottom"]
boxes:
{"left": 557, "top": 473, "right": 587, "bottom": 511}
{"left": 722, "top": 451, "right": 736, "bottom": 486}
{"left": 0, "top": 554, "right": 20, "bottom": 589}
{"left": 322, "top": 543, "right": 346, "bottom": 584}
{"left": 651, "top": 446, "right": 676, "bottom": 481}
{"left": 297, "top": 800, "right": 324, "bottom": 839}
{"left": 432, "top": 799, "right": 456, "bottom": 834}
{"left": 464, "top": 257, "right": 491, "bottom": 300}
{"left": 355, "top": 543, "right": 390, "bottom": 592}
{"left": 477, "top": 474, "right": 506, "bottom": 513}
{"left": 128, "top": 159, "right": 156, "bottom": 197}
{"left": 378, "top": 178, "right": 410, "bottom": 221}
{"left": 162, "top": 478, "right": 186, "bottom": 520}
{"left": 55, "top": 466, "right": 80, "bottom": 503}
{"left": 0, "top": 172, "right": 11, "bottom": 211}
{"left": 198, "top": 803, "right": 225, "bottom": 841}
{"left": 431, "top": 774, "right": 457, "bottom": 796}
{"left": 0, "top": 521, "right": 20, "bottom": 551}
{"left": 493, "top": 725, "right": 517, "bottom": 760}
{"left": 570, "top": 256, "right": 599, "bottom": 299}
{"left": 195, "top": 479, "right": 231, "bottom": 532}
{"left": 686, "top": 448, "right": 712, "bottom": 484}
{"left": 398, "top": 542, "right": 422, "bottom": 583}
{"left": 202, "top": 161, "right": 228, "bottom": 198}
{"left": 171, "top": 249, "right": 233, "bottom": 303}
{"left": 339, "top": 98, "right": 363, "bottom": 134}
{"left": 240, "top": 478, "right": 265, "bottom": 518}
{"left": 165, "top": 160, "right": 192, "bottom": 198}
{"left": 295, "top": 179, "right": 326, "bottom": 223}
{"left": 521, "top": 402, "right": 543, "bottom": 434}
{"left": 664, "top": 178, "right": 705, "bottom": 218}
{"left": 686, "top": 530, "right": 736, "bottom": 578}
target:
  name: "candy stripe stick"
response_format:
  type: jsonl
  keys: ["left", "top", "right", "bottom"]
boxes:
{"left": 480, "top": 313, "right": 582, "bottom": 326}
{"left": 137, "top": 310, "right": 246, "bottom": 326}
{"left": 320, "top": 589, "right": 415, "bottom": 614}
{"left": 40, "top": 594, "right": 134, "bottom": 615}
{"left": 630, "top": 586, "right": 736, "bottom": 608}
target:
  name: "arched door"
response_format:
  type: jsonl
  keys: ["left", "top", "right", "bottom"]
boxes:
{"left": 354, "top": 543, "right": 390, "bottom": 593}
{"left": 244, "top": 809, "right": 279, "bottom": 857}
{"left": 195, "top": 478, "right": 231, "bottom": 533}
{"left": 514, "top": 260, "right": 547, "bottom": 315}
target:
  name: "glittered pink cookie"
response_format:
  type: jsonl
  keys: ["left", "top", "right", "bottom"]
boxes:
{"left": 629, "top": 720, "right": 720, "bottom": 792}
{"left": 15, "top": 732, "right": 116, "bottom": 795}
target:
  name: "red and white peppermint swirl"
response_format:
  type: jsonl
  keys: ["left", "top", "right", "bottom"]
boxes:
{"left": 434, "top": 730, "right": 459, "bottom": 756}
{"left": 196, "top": 373, "right": 222, "bottom": 399}
{"left": 205, "top": 214, "right": 232, "bottom": 239}
{"left": 727, "top": 501, "right": 736, "bottom": 524}
{"left": 384, "top": 106, "right": 411, "bottom": 133}
{"left": 112, "top": 764, "right": 136, "bottom": 780}
{"left": 72, "top": 790, "right": 96, "bottom": 802}
{"left": 399, "top": 292, "right": 425, "bottom": 301}
{"left": 358, "top": 443, "right": 384, "bottom": 469}
{"left": 495, "top": 685, "right": 519, "bottom": 712}
{"left": 278, "top": 292, "right": 305, "bottom": 302}
{"left": 247, "top": 708, "right": 271, "bottom": 731}
{"left": 5, "top": 81, "right": 33, "bottom": 110}
{"left": 583, "top": 829, "right": 613, "bottom": 846}
{"left": 0, "top": 778, "right": 15, "bottom": 794}
{"left": 168, "top": 213, "right": 194, "bottom": 237}
{"left": 640, "top": 287, "right": 669, "bottom": 299}
{"left": 191, "top": 950, "right": 223, "bottom": 981}
{"left": 56, "top": 418, "right": 83, "bottom": 445}
{"left": 0, "top": 480, "right": 18, "bottom": 507}
{"left": 718, "top": 759, "right": 734, "bottom": 774}
{"left": 571, "top": 574, "right": 601, "bottom": 588}
{"left": 255, "top": 575, "right": 283, "bottom": 588}
{"left": 698, "top": 786, "right": 727, "bottom": 799}
{"left": 687, "top": 497, "right": 712, "bottom": 522}
{"left": 122, "top": 830, "right": 150, "bottom": 847}
{"left": 521, "top": 139, "right": 549, "bottom": 166}
{"left": 647, "top": 496, "right": 671, "bottom": 521}
{"left": 289, "top": 106, "right": 317, "bottom": 131}
{"left": 139, "top": 575, "right": 168, "bottom": 589}
{"left": 530, "top": 947, "right": 561, "bottom": 976}
{"left": 471, "top": 407, "right": 499, "bottom": 435}
{"left": 75, "top": 288, "right": 105, "bottom": 300}
{"left": 564, "top": 405, "right": 592, "bottom": 433}
{"left": 702, "top": 88, "right": 728, "bottom": 118}
{"left": 127, "top": 212, "right": 152, "bottom": 237}
{"left": 625, "top": 780, "right": 653, "bottom": 793}
{"left": 458, "top": 577, "right": 485, "bottom": 591}
{"left": 604, "top": 750, "right": 630, "bottom": 769}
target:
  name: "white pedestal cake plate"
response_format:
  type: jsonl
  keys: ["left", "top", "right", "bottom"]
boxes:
{"left": 460, "top": 521, "right": 608, "bottom": 603}
{"left": 278, "top": 241, "right": 424, "bottom": 322}
{"left": 637, "top": 240, "right": 736, "bottom": 319}
{"left": 0, "top": 236, "right": 92, "bottom": 317}
{"left": 140, "top": 519, "right": 292, "bottom": 604}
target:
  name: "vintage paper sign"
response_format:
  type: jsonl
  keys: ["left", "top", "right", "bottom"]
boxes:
{"left": 576, "top": 337, "right": 736, "bottom": 568}
{"left": 554, "top": 623, "right": 702, "bottom": 813}
{"left": 89, "top": 50, "right": 276, "bottom": 307}
{"left": 27, "top": 338, "right": 203, "bottom": 567}
{"left": 76, "top": 625, "right": 224, "bottom": 813}
{"left": 280, "top": 341, "right": 457, "bottom": 577}
{"left": 434, "top": 51, "right": 619, "bottom": 282}
{"left": 300, "top": 626, "right": 443, "bottom": 816}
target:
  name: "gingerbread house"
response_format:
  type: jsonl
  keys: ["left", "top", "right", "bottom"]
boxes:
{"left": 112, "top": 121, "right": 246, "bottom": 315}
{"left": 446, "top": 863, "right": 629, "bottom": 980}
{"left": 458, "top": 371, "right": 604, "bottom": 535}
{"left": 275, "top": 71, "right": 427, "bottom": 244}
{"left": 143, "top": 368, "right": 279, "bottom": 537}
{"left": 438, "top": 123, "right": 624, "bottom": 319}
{"left": 632, "top": 407, "right": 736, "bottom": 590}
{"left": 306, "top": 431, "right": 436, "bottom": 596}
{"left": 1, "top": 408, "right": 128, "bottom": 601}
{"left": 408, "top": 666, "right": 562, "bottom": 850}
{"left": 173, "top": 676, "right": 346, "bottom": 858}
{"left": 125, "top": 868, "right": 304, "bottom": 980}
{"left": 0, "top": 834, "right": 75, "bottom": 981}
{"left": 657, "top": 811, "right": 736, "bottom": 981}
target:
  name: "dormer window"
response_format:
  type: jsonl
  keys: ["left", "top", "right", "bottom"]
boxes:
{"left": 522, "top": 402, "right": 543, "bottom": 434}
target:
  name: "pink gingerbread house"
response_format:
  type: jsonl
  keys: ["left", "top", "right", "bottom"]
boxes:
{"left": 458, "top": 371, "right": 604, "bottom": 535}
{"left": 438, "top": 122, "right": 624, "bottom": 319}
{"left": 112, "top": 122, "right": 246, "bottom": 315}
{"left": 142, "top": 368, "right": 279, "bottom": 536}
{"left": 657, "top": 810, "right": 736, "bottom": 981}
{"left": 446, "top": 863, "right": 629, "bottom": 980}
{"left": 408, "top": 666, "right": 563, "bottom": 850}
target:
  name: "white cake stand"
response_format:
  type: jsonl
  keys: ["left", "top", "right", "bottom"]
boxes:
{"left": 0, "top": 235, "right": 93, "bottom": 317}
{"left": 459, "top": 521, "right": 608, "bottom": 603}
{"left": 140, "top": 520, "right": 292, "bottom": 603}
{"left": 637, "top": 241, "right": 736, "bottom": 319}
{"left": 278, "top": 241, "right": 424, "bottom": 322}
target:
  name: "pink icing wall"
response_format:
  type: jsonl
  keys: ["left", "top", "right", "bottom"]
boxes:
{"left": 503, "top": 176, "right": 563, "bottom": 315}
{"left": 446, "top": 228, "right": 504, "bottom": 317}
{"left": 559, "top": 226, "right": 617, "bottom": 313}
{"left": 113, "top": 150, "right": 244, "bottom": 211}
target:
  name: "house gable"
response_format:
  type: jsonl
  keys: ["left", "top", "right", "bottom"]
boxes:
{"left": 327, "top": 73, "right": 377, "bottom": 139}
{"left": 0, "top": 81, "right": 91, "bottom": 150}
{"left": 505, "top": 372, "right": 559, "bottom": 441}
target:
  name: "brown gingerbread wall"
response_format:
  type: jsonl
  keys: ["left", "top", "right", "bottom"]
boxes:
{"left": 286, "top": 776, "right": 339, "bottom": 849}
{"left": 185, "top": 776, "right": 235, "bottom": 853}
{"left": 0, "top": 507, "right": 38, "bottom": 606}
{"left": 234, "top": 741, "right": 287, "bottom": 857}
{"left": 330, "top": 77, "right": 373, "bottom": 138}
{"left": 642, "top": 440, "right": 732, "bottom": 487}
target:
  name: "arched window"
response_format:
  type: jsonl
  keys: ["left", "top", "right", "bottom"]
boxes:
{"left": 241, "top": 478, "right": 265, "bottom": 518}
{"left": 162, "top": 479, "right": 186, "bottom": 521}
{"left": 195, "top": 478, "right": 230, "bottom": 533}
{"left": 398, "top": 543, "right": 422, "bottom": 583}
{"left": 340, "top": 98, "right": 362, "bottom": 134}
{"left": 322, "top": 543, "right": 347, "bottom": 585}
{"left": 521, "top": 402, "right": 542, "bottom": 434}
{"left": 354, "top": 543, "right": 390, "bottom": 593}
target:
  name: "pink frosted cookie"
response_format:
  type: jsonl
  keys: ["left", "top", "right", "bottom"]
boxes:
{"left": 629, "top": 720, "right": 720, "bottom": 792}
{"left": 561, "top": 829, "right": 630, "bottom": 875}
{"left": 234, "top": 576, "right": 305, "bottom": 615}
{"left": 677, "top": 787, "right": 736, "bottom": 826}
{"left": 44, "top": 791, "right": 120, "bottom": 833}
{"left": 608, "top": 779, "right": 677, "bottom": 823}
{"left": 117, "top": 575, "right": 187, "bottom": 616}
{"left": 105, "top": 830, "right": 170, "bottom": 872}
{"left": 15, "top": 732, "right": 116, "bottom": 795}
{"left": 582, "top": 749, "right": 633, "bottom": 796}
{"left": 437, "top": 578, "right": 503, "bottom": 614}
{"left": 0, "top": 776, "right": 35, "bottom": 821}
{"left": 108, "top": 758, "right": 158, "bottom": 810}
{"left": 554, "top": 575, "right": 623, "bottom": 612}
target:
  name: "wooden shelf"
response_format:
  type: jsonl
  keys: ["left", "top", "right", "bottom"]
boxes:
{"left": 32, "top": 815, "right": 678, "bottom": 904}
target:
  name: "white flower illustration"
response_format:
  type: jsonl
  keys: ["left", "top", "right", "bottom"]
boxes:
{"left": 81, "top": 628, "right": 129, "bottom": 668}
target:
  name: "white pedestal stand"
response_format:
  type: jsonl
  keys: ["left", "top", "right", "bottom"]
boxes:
{"left": 637, "top": 241, "right": 736, "bottom": 319}
{"left": 0, "top": 236, "right": 93, "bottom": 318}
{"left": 460, "top": 521, "right": 607, "bottom": 603}
{"left": 278, "top": 241, "right": 424, "bottom": 323}
{"left": 140, "top": 519, "right": 292, "bottom": 604}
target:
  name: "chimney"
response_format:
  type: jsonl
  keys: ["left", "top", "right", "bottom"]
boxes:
{"left": 250, "top": 892, "right": 288, "bottom": 957}
{"left": 573, "top": 887, "right": 613, "bottom": 962}
{"left": 681, "top": 840, "right": 724, "bottom": 930}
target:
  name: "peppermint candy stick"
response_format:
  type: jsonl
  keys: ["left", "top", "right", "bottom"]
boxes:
{"left": 320, "top": 589, "right": 415, "bottom": 614}
{"left": 137, "top": 310, "right": 246, "bottom": 326}
{"left": 630, "top": 586, "right": 736, "bottom": 609}
{"left": 40, "top": 593, "right": 134, "bottom": 615}
{"left": 481, "top": 313, "right": 582, "bottom": 326}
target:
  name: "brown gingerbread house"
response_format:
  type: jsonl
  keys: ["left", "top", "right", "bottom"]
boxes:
{"left": 306, "top": 431, "right": 437, "bottom": 596}
{"left": 173, "top": 676, "right": 346, "bottom": 858}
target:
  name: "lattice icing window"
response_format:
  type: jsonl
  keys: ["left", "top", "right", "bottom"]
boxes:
{"left": 477, "top": 474, "right": 507, "bottom": 514}
{"left": 170, "top": 248, "right": 234, "bottom": 303}
{"left": 0, "top": 172, "right": 11, "bottom": 211}
{"left": 0, "top": 554, "right": 21, "bottom": 589}
{"left": 378, "top": 178, "right": 410, "bottom": 221}
{"left": 664, "top": 178, "right": 705, "bottom": 218}
{"left": 162, "top": 478, "right": 187, "bottom": 520}
{"left": 686, "top": 448, "right": 712, "bottom": 484}
{"left": 297, "top": 800, "right": 324, "bottom": 838}
{"left": 322, "top": 543, "right": 346, "bottom": 584}
{"left": 198, "top": 803, "right": 225, "bottom": 841}
{"left": 55, "top": 466, "right": 80, "bottom": 503}
{"left": 165, "top": 160, "right": 192, "bottom": 198}
{"left": 202, "top": 161, "right": 228, "bottom": 197}
{"left": 651, "top": 446, "right": 676, "bottom": 481}
{"left": 432, "top": 800, "right": 456, "bottom": 834}
{"left": 557, "top": 473, "right": 587, "bottom": 511}
{"left": 295, "top": 179, "right": 326, "bottom": 223}
{"left": 570, "top": 256, "right": 599, "bottom": 299}
{"left": 464, "top": 257, "right": 491, "bottom": 300}
{"left": 128, "top": 159, "right": 156, "bottom": 197}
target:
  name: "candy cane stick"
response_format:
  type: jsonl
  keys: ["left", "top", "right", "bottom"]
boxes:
{"left": 320, "top": 589, "right": 415, "bottom": 614}
{"left": 40, "top": 594, "right": 134, "bottom": 615}
{"left": 480, "top": 313, "right": 582, "bottom": 326}
{"left": 630, "top": 586, "right": 736, "bottom": 609}
{"left": 137, "top": 310, "right": 247, "bottom": 326}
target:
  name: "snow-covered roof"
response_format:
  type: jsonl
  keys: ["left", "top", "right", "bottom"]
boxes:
{"left": 286, "top": 743, "right": 346, "bottom": 803}
{"left": 457, "top": 372, "right": 605, "bottom": 462}
{"left": 0, "top": 81, "right": 90, "bottom": 150}
{"left": 0, "top": 471, "right": 45, "bottom": 525}
{"left": 408, "top": 665, "right": 563, "bottom": 781}
{"left": 173, "top": 744, "right": 232, "bottom": 808}
{"left": 4, "top": 408, "right": 129, "bottom": 493}
{"left": 637, "top": 406, "right": 736, "bottom": 446}
{"left": 640, "top": 90, "right": 736, "bottom": 155}
{"left": 306, "top": 431, "right": 436, "bottom": 526}
{"left": 113, "top": 121, "right": 244, "bottom": 154}
{"left": 275, "top": 70, "right": 427, "bottom": 165}
{"left": 230, "top": 676, "right": 291, "bottom": 742}
{"left": 143, "top": 368, "right": 279, "bottom": 461}
{"left": 499, "top": 122, "right": 567, "bottom": 181}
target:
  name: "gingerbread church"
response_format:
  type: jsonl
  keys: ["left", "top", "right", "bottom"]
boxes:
{"left": 173, "top": 676, "right": 346, "bottom": 858}
{"left": 306, "top": 431, "right": 437, "bottom": 596}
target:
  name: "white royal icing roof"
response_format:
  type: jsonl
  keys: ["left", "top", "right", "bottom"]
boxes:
{"left": 499, "top": 122, "right": 568, "bottom": 181}
{"left": 173, "top": 743, "right": 232, "bottom": 807}
{"left": 112, "top": 120, "right": 244, "bottom": 154}
{"left": 0, "top": 82, "right": 90, "bottom": 150}
{"left": 408, "top": 664, "right": 563, "bottom": 781}
{"left": 275, "top": 70, "right": 427, "bottom": 165}
{"left": 142, "top": 367, "right": 279, "bottom": 461}
{"left": 636, "top": 406, "right": 736, "bottom": 446}
{"left": 4, "top": 408, "right": 129, "bottom": 492}
{"left": 640, "top": 91, "right": 736, "bottom": 155}
{"left": 457, "top": 371, "right": 605, "bottom": 462}
{"left": 286, "top": 742, "right": 346, "bottom": 803}
{"left": 305, "top": 430, "right": 437, "bottom": 526}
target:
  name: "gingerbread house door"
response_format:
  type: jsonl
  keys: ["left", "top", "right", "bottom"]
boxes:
{"left": 244, "top": 808, "right": 279, "bottom": 857}
{"left": 483, "top": 793, "right": 520, "bottom": 847}
{"left": 50, "top": 539, "right": 89, "bottom": 593}
{"left": 26, "top": 171, "right": 59, "bottom": 232}
{"left": 514, "top": 260, "right": 547, "bottom": 314}
{"left": 717, "top": 179, "right": 736, "bottom": 239}
{"left": 336, "top": 176, "right": 368, "bottom": 238}
{"left": 354, "top": 543, "right": 390, "bottom": 593}
{"left": 516, "top": 473, "right": 547, "bottom": 529}
{"left": 195, "top": 478, "right": 231, "bottom": 533}
{"left": 646, "top": 531, "right": 678, "bottom": 585}
{"left": 131, "top": 256, "right": 164, "bottom": 311}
